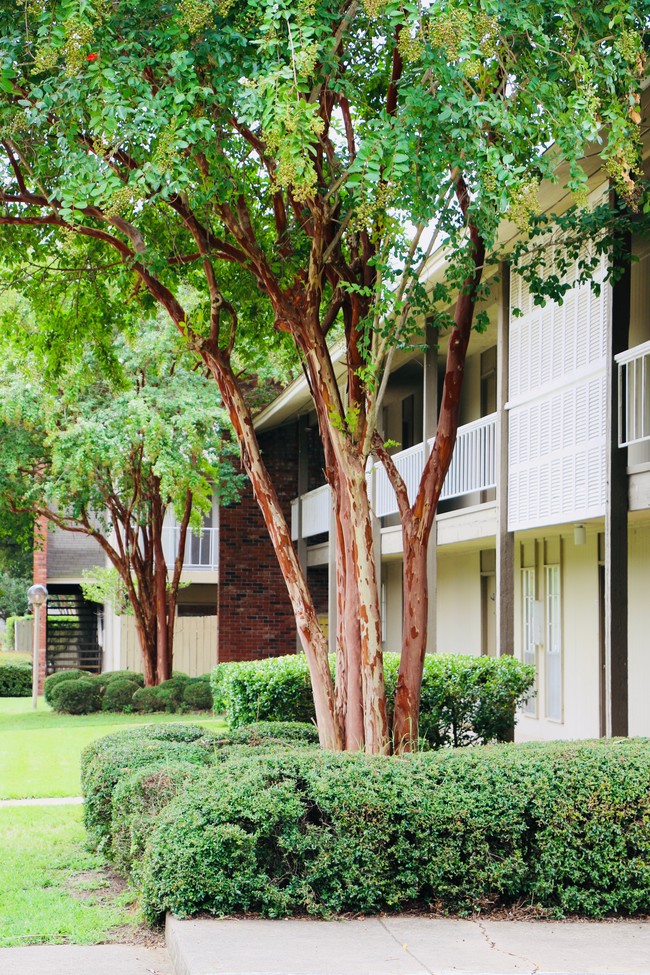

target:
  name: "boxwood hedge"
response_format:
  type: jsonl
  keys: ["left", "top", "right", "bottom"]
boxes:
{"left": 80, "top": 723, "right": 217, "bottom": 851}
{"left": 0, "top": 662, "right": 32, "bottom": 697}
{"left": 211, "top": 652, "right": 534, "bottom": 746}
{"left": 137, "top": 738, "right": 650, "bottom": 921}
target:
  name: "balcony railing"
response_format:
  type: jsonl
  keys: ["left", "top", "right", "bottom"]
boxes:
{"left": 161, "top": 526, "right": 219, "bottom": 570}
{"left": 291, "top": 413, "right": 497, "bottom": 539}
{"left": 616, "top": 340, "right": 650, "bottom": 447}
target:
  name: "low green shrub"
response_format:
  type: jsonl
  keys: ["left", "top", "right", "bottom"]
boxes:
{"left": 80, "top": 724, "right": 216, "bottom": 851}
{"left": 211, "top": 655, "right": 317, "bottom": 728}
{"left": 50, "top": 676, "right": 102, "bottom": 714}
{"left": 43, "top": 669, "right": 91, "bottom": 706}
{"left": 110, "top": 761, "right": 205, "bottom": 880}
{"left": 183, "top": 678, "right": 213, "bottom": 711}
{"left": 0, "top": 662, "right": 32, "bottom": 697}
{"left": 102, "top": 677, "right": 141, "bottom": 712}
{"left": 156, "top": 677, "right": 188, "bottom": 708}
{"left": 211, "top": 653, "right": 534, "bottom": 746}
{"left": 216, "top": 721, "right": 320, "bottom": 748}
{"left": 95, "top": 670, "right": 145, "bottom": 689}
{"left": 132, "top": 686, "right": 169, "bottom": 713}
{"left": 138, "top": 738, "right": 650, "bottom": 921}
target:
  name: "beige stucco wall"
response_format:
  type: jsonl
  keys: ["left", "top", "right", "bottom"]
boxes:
{"left": 514, "top": 530, "right": 601, "bottom": 742}
{"left": 628, "top": 520, "right": 650, "bottom": 736}
{"left": 382, "top": 560, "right": 403, "bottom": 652}
{"left": 436, "top": 549, "right": 482, "bottom": 655}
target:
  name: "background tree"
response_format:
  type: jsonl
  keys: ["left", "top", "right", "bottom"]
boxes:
{"left": 0, "top": 316, "right": 240, "bottom": 684}
{"left": 0, "top": 0, "right": 646, "bottom": 747}
{"left": 0, "top": 507, "right": 32, "bottom": 620}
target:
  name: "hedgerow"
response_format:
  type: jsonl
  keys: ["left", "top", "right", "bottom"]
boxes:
{"left": 0, "top": 662, "right": 32, "bottom": 696}
{"left": 80, "top": 723, "right": 217, "bottom": 851}
{"left": 211, "top": 652, "right": 534, "bottom": 746}
{"left": 136, "top": 739, "right": 650, "bottom": 920}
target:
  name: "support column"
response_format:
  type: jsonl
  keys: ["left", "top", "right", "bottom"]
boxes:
{"left": 296, "top": 416, "right": 309, "bottom": 653}
{"left": 328, "top": 497, "right": 337, "bottom": 656}
{"left": 33, "top": 516, "right": 48, "bottom": 693}
{"left": 422, "top": 321, "right": 438, "bottom": 653}
{"left": 496, "top": 264, "right": 515, "bottom": 656}
{"left": 605, "top": 241, "right": 631, "bottom": 737}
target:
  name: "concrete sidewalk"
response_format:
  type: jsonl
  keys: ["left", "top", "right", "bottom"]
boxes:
{"left": 0, "top": 944, "right": 173, "bottom": 975}
{"left": 1, "top": 916, "right": 648, "bottom": 975}
{"left": 166, "top": 916, "right": 650, "bottom": 975}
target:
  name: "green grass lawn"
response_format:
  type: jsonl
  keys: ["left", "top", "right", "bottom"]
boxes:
{"left": 0, "top": 697, "right": 227, "bottom": 799}
{"left": 0, "top": 804, "right": 137, "bottom": 947}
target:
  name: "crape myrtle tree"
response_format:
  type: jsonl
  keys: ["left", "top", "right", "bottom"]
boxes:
{"left": 0, "top": 315, "right": 240, "bottom": 684}
{"left": 0, "top": 1, "right": 646, "bottom": 750}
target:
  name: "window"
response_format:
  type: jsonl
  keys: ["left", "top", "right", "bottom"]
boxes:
{"left": 521, "top": 567, "right": 537, "bottom": 716}
{"left": 545, "top": 564, "right": 562, "bottom": 721}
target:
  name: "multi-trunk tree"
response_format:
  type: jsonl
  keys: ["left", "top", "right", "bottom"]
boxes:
{"left": 0, "top": 0, "right": 646, "bottom": 748}
{"left": 0, "top": 317, "right": 239, "bottom": 684}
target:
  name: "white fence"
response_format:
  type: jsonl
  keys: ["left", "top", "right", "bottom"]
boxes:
{"left": 120, "top": 615, "right": 218, "bottom": 676}
{"left": 616, "top": 340, "right": 650, "bottom": 447}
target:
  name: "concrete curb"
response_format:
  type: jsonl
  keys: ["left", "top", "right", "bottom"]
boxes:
{"left": 166, "top": 915, "right": 650, "bottom": 975}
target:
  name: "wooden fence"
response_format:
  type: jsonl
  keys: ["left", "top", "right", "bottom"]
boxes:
{"left": 120, "top": 615, "right": 218, "bottom": 677}
{"left": 15, "top": 618, "right": 33, "bottom": 653}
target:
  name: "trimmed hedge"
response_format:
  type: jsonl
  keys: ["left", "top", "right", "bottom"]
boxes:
{"left": 0, "top": 662, "right": 32, "bottom": 697}
{"left": 110, "top": 760, "right": 205, "bottom": 881}
{"left": 216, "top": 721, "right": 320, "bottom": 748}
{"left": 43, "top": 669, "right": 212, "bottom": 714}
{"left": 50, "top": 676, "right": 102, "bottom": 714}
{"left": 137, "top": 739, "right": 650, "bottom": 920}
{"left": 102, "top": 677, "right": 141, "bottom": 712}
{"left": 95, "top": 670, "right": 145, "bottom": 689}
{"left": 43, "top": 669, "right": 92, "bottom": 706}
{"left": 80, "top": 723, "right": 217, "bottom": 851}
{"left": 183, "top": 678, "right": 213, "bottom": 711}
{"left": 211, "top": 652, "right": 535, "bottom": 746}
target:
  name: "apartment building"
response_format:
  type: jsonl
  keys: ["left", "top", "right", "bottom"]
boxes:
{"left": 34, "top": 496, "right": 219, "bottom": 680}
{"left": 246, "top": 182, "right": 650, "bottom": 742}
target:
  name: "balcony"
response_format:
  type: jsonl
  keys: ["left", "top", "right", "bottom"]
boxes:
{"left": 291, "top": 413, "right": 497, "bottom": 541}
{"left": 616, "top": 340, "right": 650, "bottom": 447}
{"left": 161, "top": 526, "right": 219, "bottom": 571}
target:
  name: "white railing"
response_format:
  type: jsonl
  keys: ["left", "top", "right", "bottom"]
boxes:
{"left": 374, "top": 441, "right": 426, "bottom": 518}
{"left": 291, "top": 413, "right": 498, "bottom": 536}
{"left": 291, "top": 483, "right": 331, "bottom": 540}
{"left": 616, "top": 340, "right": 650, "bottom": 447}
{"left": 373, "top": 413, "right": 497, "bottom": 516}
{"left": 440, "top": 412, "right": 497, "bottom": 501}
{"left": 161, "top": 526, "right": 219, "bottom": 570}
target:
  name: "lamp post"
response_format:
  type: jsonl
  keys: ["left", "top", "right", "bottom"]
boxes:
{"left": 27, "top": 584, "right": 48, "bottom": 710}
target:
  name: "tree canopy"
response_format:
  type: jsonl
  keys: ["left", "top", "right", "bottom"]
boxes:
{"left": 0, "top": 0, "right": 647, "bottom": 746}
{"left": 0, "top": 311, "right": 241, "bottom": 680}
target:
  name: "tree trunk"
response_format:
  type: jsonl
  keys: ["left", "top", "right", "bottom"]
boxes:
{"left": 392, "top": 223, "right": 486, "bottom": 751}
{"left": 335, "top": 485, "right": 364, "bottom": 750}
{"left": 393, "top": 535, "right": 428, "bottom": 750}
{"left": 203, "top": 346, "right": 343, "bottom": 751}
{"left": 341, "top": 460, "right": 389, "bottom": 754}
{"left": 135, "top": 616, "right": 157, "bottom": 686}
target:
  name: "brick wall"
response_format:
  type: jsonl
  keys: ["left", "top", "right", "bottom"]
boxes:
{"left": 218, "top": 424, "right": 299, "bottom": 662}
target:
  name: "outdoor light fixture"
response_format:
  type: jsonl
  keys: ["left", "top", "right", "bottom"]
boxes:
{"left": 27, "top": 584, "right": 48, "bottom": 710}
{"left": 573, "top": 524, "right": 586, "bottom": 546}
